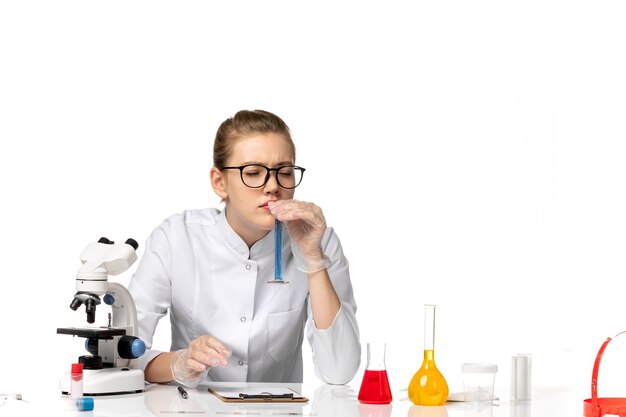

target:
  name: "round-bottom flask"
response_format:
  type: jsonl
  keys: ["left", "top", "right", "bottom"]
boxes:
{"left": 408, "top": 304, "right": 449, "bottom": 406}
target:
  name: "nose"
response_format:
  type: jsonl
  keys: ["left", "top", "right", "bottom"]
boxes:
{"left": 263, "top": 170, "right": 280, "bottom": 194}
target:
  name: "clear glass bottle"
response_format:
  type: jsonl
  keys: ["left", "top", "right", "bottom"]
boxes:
{"left": 408, "top": 304, "right": 449, "bottom": 406}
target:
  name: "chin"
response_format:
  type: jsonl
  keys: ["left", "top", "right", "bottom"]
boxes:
{"left": 263, "top": 219, "right": 276, "bottom": 230}
{"left": 256, "top": 213, "right": 276, "bottom": 230}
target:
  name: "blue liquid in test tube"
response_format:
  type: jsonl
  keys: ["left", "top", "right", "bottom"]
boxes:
{"left": 268, "top": 219, "right": 288, "bottom": 283}
{"left": 274, "top": 219, "right": 283, "bottom": 281}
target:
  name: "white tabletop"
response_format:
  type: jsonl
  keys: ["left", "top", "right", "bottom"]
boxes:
{"left": 3, "top": 381, "right": 584, "bottom": 417}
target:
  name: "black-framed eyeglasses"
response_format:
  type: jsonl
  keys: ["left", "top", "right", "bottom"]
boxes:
{"left": 220, "top": 164, "right": 306, "bottom": 189}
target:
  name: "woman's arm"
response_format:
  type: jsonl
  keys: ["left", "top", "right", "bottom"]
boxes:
{"left": 145, "top": 336, "right": 232, "bottom": 386}
{"left": 144, "top": 351, "right": 175, "bottom": 383}
{"left": 269, "top": 200, "right": 361, "bottom": 384}
{"left": 307, "top": 268, "right": 341, "bottom": 329}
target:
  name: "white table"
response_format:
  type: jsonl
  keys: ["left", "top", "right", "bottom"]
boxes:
{"left": 3, "top": 381, "right": 584, "bottom": 416}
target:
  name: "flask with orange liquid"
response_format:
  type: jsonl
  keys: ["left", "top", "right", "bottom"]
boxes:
{"left": 408, "top": 304, "right": 449, "bottom": 406}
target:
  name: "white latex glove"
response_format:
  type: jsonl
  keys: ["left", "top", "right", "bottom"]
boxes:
{"left": 171, "top": 336, "right": 232, "bottom": 388}
{"left": 269, "top": 199, "right": 330, "bottom": 273}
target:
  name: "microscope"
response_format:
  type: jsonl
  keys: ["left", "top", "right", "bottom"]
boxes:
{"left": 57, "top": 237, "right": 146, "bottom": 396}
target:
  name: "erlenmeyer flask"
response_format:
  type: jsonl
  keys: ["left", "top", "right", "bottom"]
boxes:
{"left": 358, "top": 342, "right": 392, "bottom": 404}
{"left": 408, "top": 304, "right": 449, "bottom": 406}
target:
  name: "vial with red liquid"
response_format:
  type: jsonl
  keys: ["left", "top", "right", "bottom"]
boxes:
{"left": 70, "top": 363, "right": 83, "bottom": 399}
{"left": 358, "top": 342, "right": 392, "bottom": 404}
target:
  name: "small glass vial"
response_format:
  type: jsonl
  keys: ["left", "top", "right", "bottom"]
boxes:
{"left": 70, "top": 363, "right": 83, "bottom": 399}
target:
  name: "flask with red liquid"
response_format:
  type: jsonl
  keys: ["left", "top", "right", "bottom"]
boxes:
{"left": 358, "top": 342, "right": 392, "bottom": 404}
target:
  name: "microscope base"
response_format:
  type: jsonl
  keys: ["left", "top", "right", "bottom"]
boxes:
{"left": 60, "top": 368, "right": 145, "bottom": 396}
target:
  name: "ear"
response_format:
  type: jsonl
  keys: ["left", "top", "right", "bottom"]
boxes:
{"left": 210, "top": 167, "right": 228, "bottom": 200}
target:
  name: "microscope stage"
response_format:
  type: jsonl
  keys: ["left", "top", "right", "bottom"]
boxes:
{"left": 57, "top": 327, "right": 127, "bottom": 338}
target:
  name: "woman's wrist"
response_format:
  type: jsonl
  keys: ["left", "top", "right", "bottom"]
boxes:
{"left": 297, "top": 253, "right": 331, "bottom": 274}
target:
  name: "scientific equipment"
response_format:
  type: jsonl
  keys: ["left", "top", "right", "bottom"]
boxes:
{"left": 583, "top": 331, "right": 626, "bottom": 417}
{"left": 511, "top": 354, "right": 532, "bottom": 401}
{"left": 57, "top": 237, "right": 146, "bottom": 396}
{"left": 75, "top": 397, "right": 94, "bottom": 412}
{"left": 408, "top": 304, "right": 449, "bottom": 406}
{"left": 358, "top": 342, "right": 393, "bottom": 404}
{"left": 268, "top": 219, "right": 288, "bottom": 284}
{"left": 461, "top": 363, "right": 497, "bottom": 402}
{"left": 71, "top": 363, "right": 83, "bottom": 399}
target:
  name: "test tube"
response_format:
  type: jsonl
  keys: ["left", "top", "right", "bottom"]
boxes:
{"left": 275, "top": 219, "right": 282, "bottom": 281}
{"left": 268, "top": 219, "right": 288, "bottom": 283}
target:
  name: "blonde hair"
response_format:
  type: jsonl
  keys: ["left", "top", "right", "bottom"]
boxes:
{"left": 213, "top": 110, "right": 296, "bottom": 168}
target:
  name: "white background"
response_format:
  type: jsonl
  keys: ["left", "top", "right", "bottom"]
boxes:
{"left": 1, "top": 0, "right": 625, "bottom": 402}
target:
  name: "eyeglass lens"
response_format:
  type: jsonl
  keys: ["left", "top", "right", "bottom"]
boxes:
{"left": 241, "top": 165, "right": 303, "bottom": 189}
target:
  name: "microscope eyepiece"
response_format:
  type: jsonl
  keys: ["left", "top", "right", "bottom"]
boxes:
{"left": 70, "top": 297, "right": 83, "bottom": 311}
{"left": 125, "top": 238, "right": 139, "bottom": 250}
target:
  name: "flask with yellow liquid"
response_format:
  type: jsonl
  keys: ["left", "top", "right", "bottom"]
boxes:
{"left": 408, "top": 304, "right": 449, "bottom": 406}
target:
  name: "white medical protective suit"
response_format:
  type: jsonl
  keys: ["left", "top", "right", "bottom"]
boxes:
{"left": 128, "top": 208, "right": 360, "bottom": 384}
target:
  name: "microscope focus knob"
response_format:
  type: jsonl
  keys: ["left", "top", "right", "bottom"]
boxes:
{"left": 118, "top": 336, "right": 146, "bottom": 359}
{"left": 103, "top": 294, "right": 115, "bottom": 305}
{"left": 85, "top": 338, "right": 99, "bottom": 355}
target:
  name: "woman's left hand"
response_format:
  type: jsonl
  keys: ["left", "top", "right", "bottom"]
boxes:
{"left": 268, "top": 199, "right": 327, "bottom": 271}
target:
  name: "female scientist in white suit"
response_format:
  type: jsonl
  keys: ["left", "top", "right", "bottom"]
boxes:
{"left": 128, "top": 110, "right": 360, "bottom": 387}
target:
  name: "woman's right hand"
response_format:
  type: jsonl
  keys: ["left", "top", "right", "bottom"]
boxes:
{"left": 171, "top": 336, "right": 232, "bottom": 386}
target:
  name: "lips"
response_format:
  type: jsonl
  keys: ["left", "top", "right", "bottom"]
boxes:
{"left": 260, "top": 200, "right": 276, "bottom": 210}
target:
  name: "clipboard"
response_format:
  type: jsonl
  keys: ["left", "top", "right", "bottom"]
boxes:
{"left": 207, "top": 385, "right": 309, "bottom": 403}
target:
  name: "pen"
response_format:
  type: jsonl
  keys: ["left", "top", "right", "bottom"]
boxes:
{"left": 178, "top": 386, "right": 188, "bottom": 399}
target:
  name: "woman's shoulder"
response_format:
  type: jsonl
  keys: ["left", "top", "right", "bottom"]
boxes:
{"left": 156, "top": 208, "right": 223, "bottom": 232}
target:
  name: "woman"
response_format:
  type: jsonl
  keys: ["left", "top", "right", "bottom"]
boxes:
{"left": 128, "top": 110, "right": 360, "bottom": 387}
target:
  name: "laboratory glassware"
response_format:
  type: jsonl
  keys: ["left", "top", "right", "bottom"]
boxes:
{"left": 71, "top": 363, "right": 83, "bottom": 399}
{"left": 461, "top": 363, "right": 497, "bottom": 402}
{"left": 511, "top": 354, "right": 532, "bottom": 401}
{"left": 358, "top": 342, "right": 392, "bottom": 404}
{"left": 268, "top": 219, "right": 289, "bottom": 284}
{"left": 408, "top": 304, "right": 449, "bottom": 406}
{"left": 583, "top": 331, "right": 626, "bottom": 417}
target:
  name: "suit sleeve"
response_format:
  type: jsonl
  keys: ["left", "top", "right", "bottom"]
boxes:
{"left": 305, "top": 227, "right": 361, "bottom": 384}
{"left": 128, "top": 226, "right": 173, "bottom": 371}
